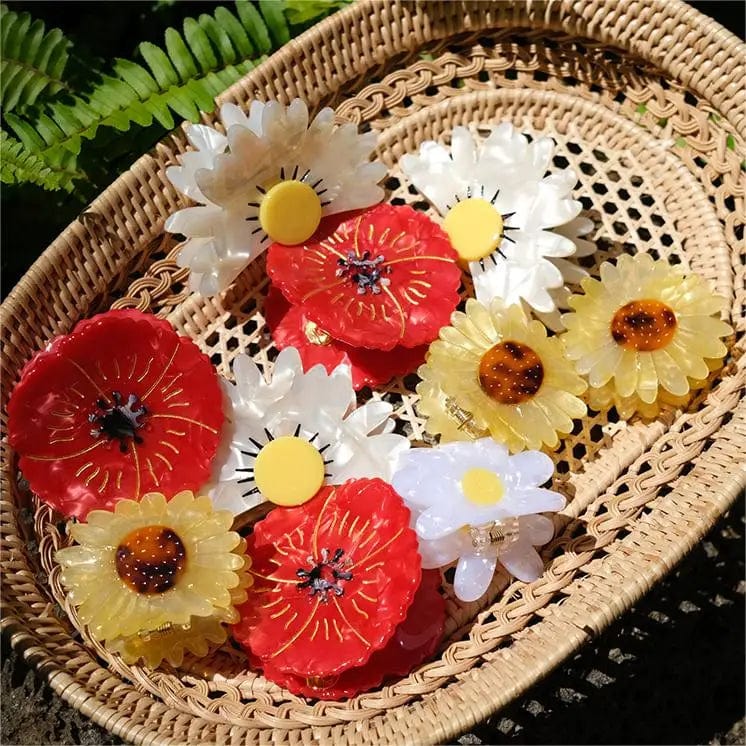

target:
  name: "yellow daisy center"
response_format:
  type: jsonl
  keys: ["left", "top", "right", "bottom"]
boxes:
{"left": 443, "top": 198, "right": 504, "bottom": 262}
{"left": 610, "top": 299, "right": 677, "bottom": 351}
{"left": 254, "top": 435, "right": 325, "bottom": 506}
{"left": 116, "top": 525, "right": 187, "bottom": 595}
{"left": 478, "top": 340, "right": 544, "bottom": 405}
{"left": 461, "top": 467, "right": 505, "bottom": 506}
{"left": 259, "top": 180, "right": 322, "bottom": 245}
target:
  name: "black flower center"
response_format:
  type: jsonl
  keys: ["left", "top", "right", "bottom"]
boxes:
{"left": 296, "top": 547, "right": 353, "bottom": 602}
{"left": 89, "top": 391, "right": 148, "bottom": 453}
{"left": 116, "top": 525, "right": 187, "bottom": 595}
{"left": 336, "top": 251, "right": 392, "bottom": 295}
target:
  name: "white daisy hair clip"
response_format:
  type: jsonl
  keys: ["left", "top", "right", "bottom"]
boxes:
{"left": 210, "top": 347, "right": 410, "bottom": 513}
{"left": 165, "top": 99, "right": 387, "bottom": 296}
{"left": 392, "top": 438, "right": 564, "bottom": 602}
{"left": 400, "top": 123, "right": 590, "bottom": 314}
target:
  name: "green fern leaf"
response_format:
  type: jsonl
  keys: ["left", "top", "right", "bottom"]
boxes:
{"left": 284, "top": 0, "right": 351, "bottom": 25}
{"left": 0, "top": 4, "right": 71, "bottom": 113}
{"left": 258, "top": 0, "right": 290, "bottom": 47}
{"left": 235, "top": 0, "right": 272, "bottom": 54}
{"left": 4, "top": 0, "right": 345, "bottom": 189}
{"left": 0, "top": 131, "right": 79, "bottom": 191}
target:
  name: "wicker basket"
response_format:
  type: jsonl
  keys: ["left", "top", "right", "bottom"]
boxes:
{"left": 2, "top": 1, "right": 744, "bottom": 743}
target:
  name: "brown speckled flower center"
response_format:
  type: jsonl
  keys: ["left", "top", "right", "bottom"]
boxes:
{"left": 610, "top": 299, "right": 677, "bottom": 351}
{"left": 478, "top": 341, "right": 544, "bottom": 405}
{"left": 116, "top": 525, "right": 186, "bottom": 595}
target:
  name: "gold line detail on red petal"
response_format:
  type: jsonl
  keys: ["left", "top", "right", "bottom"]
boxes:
{"left": 312, "top": 488, "right": 335, "bottom": 559}
{"left": 149, "top": 414, "right": 218, "bottom": 434}
{"left": 130, "top": 442, "right": 141, "bottom": 498}
{"left": 65, "top": 358, "right": 109, "bottom": 402}
{"left": 383, "top": 255, "right": 456, "bottom": 267}
{"left": 381, "top": 284, "right": 406, "bottom": 339}
{"left": 270, "top": 600, "right": 321, "bottom": 658}
{"left": 351, "top": 527, "right": 404, "bottom": 571}
{"left": 27, "top": 441, "right": 104, "bottom": 463}
{"left": 142, "top": 344, "right": 179, "bottom": 402}
{"left": 333, "top": 597, "right": 370, "bottom": 647}
{"left": 301, "top": 279, "right": 347, "bottom": 303}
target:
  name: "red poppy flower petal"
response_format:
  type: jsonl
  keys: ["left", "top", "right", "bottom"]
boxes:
{"left": 256, "top": 570, "right": 445, "bottom": 700}
{"left": 264, "top": 286, "right": 426, "bottom": 390}
{"left": 233, "top": 479, "right": 421, "bottom": 677}
{"left": 8, "top": 310, "right": 223, "bottom": 519}
{"left": 266, "top": 205, "right": 461, "bottom": 351}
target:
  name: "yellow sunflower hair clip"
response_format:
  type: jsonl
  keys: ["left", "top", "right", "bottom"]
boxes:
{"left": 417, "top": 298, "right": 587, "bottom": 453}
{"left": 562, "top": 253, "right": 732, "bottom": 419}
{"left": 55, "top": 491, "right": 251, "bottom": 667}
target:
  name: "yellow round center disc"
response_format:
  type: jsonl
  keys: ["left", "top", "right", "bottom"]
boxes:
{"left": 258, "top": 180, "right": 322, "bottom": 245}
{"left": 461, "top": 467, "right": 505, "bottom": 507}
{"left": 443, "top": 198, "right": 504, "bottom": 263}
{"left": 254, "top": 435, "right": 325, "bottom": 506}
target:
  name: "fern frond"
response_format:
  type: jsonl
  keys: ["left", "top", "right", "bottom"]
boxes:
{"left": 283, "top": 0, "right": 351, "bottom": 25}
{"left": 5, "top": 0, "right": 349, "bottom": 190}
{"left": 5, "top": 1, "right": 278, "bottom": 162}
{"left": 0, "top": 132, "right": 79, "bottom": 191}
{"left": 0, "top": 4, "right": 71, "bottom": 114}
{"left": 258, "top": 0, "right": 290, "bottom": 47}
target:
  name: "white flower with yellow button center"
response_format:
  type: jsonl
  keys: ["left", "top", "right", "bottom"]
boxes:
{"left": 210, "top": 347, "right": 409, "bottom": 513}
{"left": 392, "top": 438, "right": 564, "bottom": 602}
{"left": 165, "top": 99, "right": 387, "bottom": 296}
{"left": 400, "top": 123, "right": 586, "bottom": 314}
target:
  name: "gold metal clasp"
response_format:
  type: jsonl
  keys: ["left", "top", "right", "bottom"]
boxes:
{"left": 468, "top": 517, "right": 520, "bottom": 553}
{"left": 444, "top": 397, "right": 489, "bottom": 439}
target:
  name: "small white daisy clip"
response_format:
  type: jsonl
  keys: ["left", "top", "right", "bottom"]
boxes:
{"left": 166, "top": 99, "right": 386, "bottom": 295}
{"left": 392, "top": 438, "right": 564, "bottom": 602}
{"left": 400, "top": 123, "right": 590, "bottom": 314}
{"left": 210, "top": 347, "right": 409, "bottom": 513}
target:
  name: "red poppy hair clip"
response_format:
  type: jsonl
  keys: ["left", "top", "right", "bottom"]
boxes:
{"left": 8, "top": 309, "right": 223, "bottom": 519}
{"left": 265, "top": 204, "right": 461, "bottom": 387}
{"left": 232, "top": 478, "right": 444, "bottom": 697}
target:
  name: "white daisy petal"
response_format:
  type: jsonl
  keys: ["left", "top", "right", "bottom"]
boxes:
{"left": 165, "top": 98, "right": 385, "bottom": 295}
{"left": 454, "top": 552, "right": 498, "bottom": 602}
{"left": 504, "top": 451, "right": 554, "bottom": 488}
{"left": 401, "top": 122, "right": 594, "bottom": 313}
{"left": 518, "top": 514, "right": 555, "bottom": 546}
{"left": 499, "top": 540, "right": 546, "bottom": 582}
{"left": 212, "top": 347, "right": 408, "bottom": 513}
{"left": 186, "top": 124, "right": 228, "bottom": 155}
{"left": 416, "top": 505, "right": 465, "bottom": 541}
{"left": 417, "top": 532, "right": 466, "bottom": 569}
{"left": 394, "top": 437, "right": 564, "bottom": 602}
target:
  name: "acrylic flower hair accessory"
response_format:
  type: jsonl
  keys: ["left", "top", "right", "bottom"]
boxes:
{"left": 55, "top": 491, "right": 250, "bottom": 667}
{"left": 562, "top": 253, "right": 732, "bottom": 418}
{"left": 8, "top": 310, "right": 223, "bottom": 519}
{"left": 418, "top": 299, "right": 587, "bottom": 452}
{"left": 392, "top": 439, "right": 564, "bottom": 602}
{"left": 400, "top": 123, "right": 586, "bottom": 314}
{"left": 233, "top": 479, "right": 421, "bottom": 678}
{"left": 165, "top": 99, "right": 386, "bottom": 295}
{"left": 210, "top": 347, "right": 410, "bottom": 513}
{"left": 245, "top": 570, "right": 445, "bottom": 700}
{"left": 266, "top": 204, "right": 461, "bottom": 351}
{"left": 263, "top": 285, "right": 427, "bottom": 390}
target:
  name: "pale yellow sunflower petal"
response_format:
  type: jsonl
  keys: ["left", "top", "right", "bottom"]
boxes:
{"left": 652, "top": 349, "right": 690, "bottom": 396}
{"left": 636, "top": 353, "right": 659, "bottom": 404}
{"left": 56, "top": 491, "right": 249, "bottom": 644}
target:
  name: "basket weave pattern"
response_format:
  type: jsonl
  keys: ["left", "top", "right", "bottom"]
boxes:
{"left": 1, "top": 2, "right": 745, "bottom": 744}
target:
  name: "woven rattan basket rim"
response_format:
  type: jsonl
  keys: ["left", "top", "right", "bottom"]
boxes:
{"left": 1, "top": 2, "right": 745, "bottom": 745}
